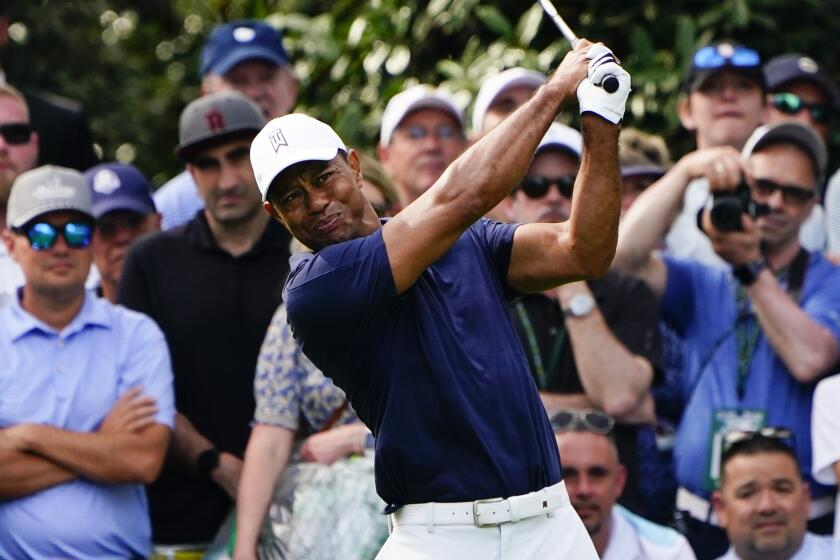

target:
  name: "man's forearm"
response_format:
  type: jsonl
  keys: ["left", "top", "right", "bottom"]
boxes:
{"left": 614, "top": 163, "right": 691, "bottom": 274}
{"left": 168, "top": 412, "right": 216, "bottom": 471}
{"left": 0, "top": 449, "right": 76, "bottom": 499}
{"left": 562, "top": 309, "right": 653, "bottom": 418}
{"left": 20, "top": 424, "right": 169, "bottom": 485}
{"left": 747, "top": 270, "right": 840, "bottom": 382}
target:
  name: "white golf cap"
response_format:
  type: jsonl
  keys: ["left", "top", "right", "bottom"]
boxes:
{"left": 250, "top": 113, "right": 347, "bottom": 201}
{"left": 379, "top": 84, "right": 464, "bottom": 147}
{"left": 471, "top": 68, "right": 547, "bottom": 134}
{"left": 536, "top": 122, "right": 582, "bottom": 160}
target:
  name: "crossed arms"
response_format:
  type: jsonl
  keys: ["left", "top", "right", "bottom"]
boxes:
{"left": 0, "top": 388, "right": 169, "bottom": 499}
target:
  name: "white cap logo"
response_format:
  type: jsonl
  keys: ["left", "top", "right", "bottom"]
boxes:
{"left": 32, "top": 183, "right": 75, "bottom": 200}
{"left": 92, "top": 169, "right": 121, "bottom": 194}
{"left": 717, "top": 43, "right": 735, "bottom": 58}
{"left": 798, "top": 57, "right": 819, "bottom": 74}
{"left": 233, "top": 27, "right": 256, "bottom": 42}
{"left": 269, "top": 128, "right": 288, "bottom": 153}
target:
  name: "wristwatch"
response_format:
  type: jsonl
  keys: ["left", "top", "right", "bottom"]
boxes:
{"left": 732, "top": 258, "right": 767, "bottom": 286}
{"left": 197, "top": 447, "right": 220, "bottom": 478}
{"left": 563, "top": 293, "right": 596, "bottom": 318}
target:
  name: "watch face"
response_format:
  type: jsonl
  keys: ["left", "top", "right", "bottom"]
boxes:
{"left": 569, "top": 294, "right": 595, "bottom": 317}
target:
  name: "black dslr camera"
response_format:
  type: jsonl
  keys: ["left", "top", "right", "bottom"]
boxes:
{"left": 709, "top": 178, "right": 770, "bottom": 232}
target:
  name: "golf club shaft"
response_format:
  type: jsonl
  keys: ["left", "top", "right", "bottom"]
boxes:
{"left": 537, "top": 0, "right": 619, "bottom": 93}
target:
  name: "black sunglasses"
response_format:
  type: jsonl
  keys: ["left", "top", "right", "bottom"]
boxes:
{"left": 518, "top": 174, "right": 575, "bottom": 199}
{"left": 771, "top": 93, "right": 833, "bottom": 125}
{"left": 13, "top": 220, "right": 94, "bottom": 251}
{"left": 550, "top": 409, "right": 615, "bottom": 435}
{"left": 0, "top": 123, "right": 33, "bottom": 145}
{"left": 752, "top": 178, "right": 816, "bottom": 205}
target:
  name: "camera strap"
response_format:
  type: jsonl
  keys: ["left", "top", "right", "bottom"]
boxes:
{"left": 735, "top": 248, "right": 809, "bottom": 400}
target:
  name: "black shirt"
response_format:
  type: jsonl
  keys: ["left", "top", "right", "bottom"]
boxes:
{"left": 507, "top": 270, "right": 662, "bottom": 512}
{"left": 118, "top": 212, "right": 291, "bottom": 544}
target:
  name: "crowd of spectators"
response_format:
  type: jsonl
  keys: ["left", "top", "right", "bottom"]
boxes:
{"left": 1, "top": 15, "right": 840, "bottom": 560}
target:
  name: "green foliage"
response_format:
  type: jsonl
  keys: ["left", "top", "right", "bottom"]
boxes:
{"left": 4, "top": 0, "right": 840, "bottom": 186}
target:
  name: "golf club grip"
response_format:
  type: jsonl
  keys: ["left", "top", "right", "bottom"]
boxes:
{"left": 602, "top": 75, "right": 619, "bottom": 93}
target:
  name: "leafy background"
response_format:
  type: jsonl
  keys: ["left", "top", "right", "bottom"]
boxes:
{"left": 2, "top": 0, "right": 839, "bottom": 187}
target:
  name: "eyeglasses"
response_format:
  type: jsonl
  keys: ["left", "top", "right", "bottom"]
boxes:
{"left": 721, "top": 427, "right": 795, "bottom": 456}
{"left": 518, "top": 174, "right": 575, "bottom": 199}
{"left": 0, "top": 123, "right": 33, "bottom": 145}
{"left": 13, "top": 220, "right": 94, "bottom": 251}
{"left": 550, "top": 409, "right": 615, "bottom": 435}
{"left": 693, "top": 44, "right": 760, "bottom": 70}
{"left": 751, "top": 178, "right": 816, "bottom": 205}
{"left": 398, "top": 124, "right": 461, "bottom": 142}
{"left": 771, "top": 92, "right": 833, "bottom": 125}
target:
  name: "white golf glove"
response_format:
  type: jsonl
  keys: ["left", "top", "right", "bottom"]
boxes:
{"left": 576, "top": 44, "right": 631, "bottom": 124}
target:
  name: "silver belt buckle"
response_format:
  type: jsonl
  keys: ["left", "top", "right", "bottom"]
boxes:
{"left": 473, "top": 497, "right": 505, "bottom": 527}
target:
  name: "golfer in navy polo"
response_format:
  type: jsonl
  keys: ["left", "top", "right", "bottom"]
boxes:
{"left": 250, "top": 40, "right": 631, "bottom": 558}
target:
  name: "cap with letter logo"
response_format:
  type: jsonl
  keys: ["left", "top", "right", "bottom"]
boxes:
{"left": 177, "top": 91, "right": 266, "bottom": 161}
{"left": 250, "top": 114, "right": 347, "bottom": 201}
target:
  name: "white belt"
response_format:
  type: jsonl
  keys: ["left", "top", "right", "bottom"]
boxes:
{"left": 677, "top": 486, "right": 834, "bottom": 526}
{"left": 390, "top": 480, "right": 569, "bottom": 529}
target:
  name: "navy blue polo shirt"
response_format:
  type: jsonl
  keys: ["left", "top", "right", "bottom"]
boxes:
{"left": 284, "top": 219, "right": 561, "bottom": 508}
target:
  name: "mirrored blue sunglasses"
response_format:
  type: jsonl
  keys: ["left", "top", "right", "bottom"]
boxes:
{"left": 14, "top": 220, "right": 94, "bottom": 251}
{"left": 693, "top": 45, "right": 760, "bottom": 70}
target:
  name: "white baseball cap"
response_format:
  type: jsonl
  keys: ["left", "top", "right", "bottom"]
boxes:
{"left": 537, "top": 123, "right": 582, "bottom": 160}
{"left": 250, "top": 113, "right": 347, "bottom": 201}
{"left": 379, "top": 85, "right": 464, "bottom": 147}
{"left": 471, "top": 68, "right": 547, "bottom": 134}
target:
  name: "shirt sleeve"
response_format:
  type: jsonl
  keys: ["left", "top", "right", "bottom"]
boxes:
{"left": 478, "top": 218, "right": 520, "bottom": 297}
{"left": 812, "top": 375, "right": 840, "bottom": 485}
{"left": 117, "top": 239, "right": 156, "bottom": 317}
{"left": 252, "top": 305, "right": 305, "bottom": 430}
{"left": 801, "top": 259, "right": 840, "bottom": 346}
{"left": 283, "top": 229, "right": 397, "bottom": 389}
{"left": 116, "top": 312, "right": 176, "bottom": 428}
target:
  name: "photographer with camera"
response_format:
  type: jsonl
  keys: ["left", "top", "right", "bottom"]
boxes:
{"left": 613, "top": 121, "right": 840, "bottom": 559}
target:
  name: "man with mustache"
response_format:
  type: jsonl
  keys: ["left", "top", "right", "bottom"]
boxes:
{"left": 501, "top": 122, "right": 662, "bottom": 513}
{"left": 0, "top": 83, "right": 38, "bottom": 306}
{"left": 554, "top": 410, "right": 695, "bottom": 559}
{"left": 614, "top": 121, "right": 840, "bottom": 558}
{"left": 712, "top": 432, "right": 835, "bottom": 560}
{"left": 377, "top": 84, "right": 466, "bottom": 205}
{"left": 118, "top": 91, "right": 292, "bottom": 555}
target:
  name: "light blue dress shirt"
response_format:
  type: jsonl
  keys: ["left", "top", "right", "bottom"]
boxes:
{"left": 153, "top": 170, "right": 204, "bottom": 231}
{"left": 0, "top": 291, "right": 175, "bottom": 559}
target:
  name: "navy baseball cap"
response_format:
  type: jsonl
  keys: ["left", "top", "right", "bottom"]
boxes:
{"left": 764, "top": 54, "right": 840, "bottom": 109}
{"left": 200, "top": 20, "right": 290, "bottom": 78}
{"left": 683, "top": 41, "right": 765, "bottom": 92}
{"left": 84, "top": 163, "right": 156, "bottom": 219}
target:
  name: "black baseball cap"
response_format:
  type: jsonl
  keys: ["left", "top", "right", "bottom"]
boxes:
{"left": 764, "top": 54, "right": 840, "bottom": 109}
{"left": 683, "top": 41, "right": 765, "bottom": 92}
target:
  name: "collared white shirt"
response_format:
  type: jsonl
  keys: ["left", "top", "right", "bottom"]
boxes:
{"left": 716, "top": 532, "right": 838, "bottom": 559}
{"left": 602, "top": 505, "right": 696, "bottom": 560}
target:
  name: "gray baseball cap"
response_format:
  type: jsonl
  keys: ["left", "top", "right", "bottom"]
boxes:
{"left": 176, "top": 91, "right": 266, "bottom": 161}
{"left": 6, "top": 165, "right": 94, "bottom": 229}
{"left": 741, "top": 121, "right": 827, "bottom": 183}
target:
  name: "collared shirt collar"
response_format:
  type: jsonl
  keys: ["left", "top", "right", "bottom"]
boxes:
{"left": 185, "top": 211, "right": 291, "bottom": 255}
{"left": 602, "top": 507, "right": 643, "bottom": 560}
{"left": 6, "top": 288, "right": 111, "bottom": 342}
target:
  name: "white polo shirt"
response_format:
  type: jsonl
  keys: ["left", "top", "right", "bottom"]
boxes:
{"left": 602, "top": 505, "right": 696, "bottom": 560}
{"left": 812, "top": 375, "right": 840, "bottom": 536}
{"left": 716, "top": 533, "right": 837, "bottom": 559}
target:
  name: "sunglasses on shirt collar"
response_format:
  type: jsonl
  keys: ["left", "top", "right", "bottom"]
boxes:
{"left": 0, "top": 123, "right": 33, "bottom": 145}
{"left": 517, "top": 174, "right": 576, "bottom": 199}
{"left": 771, "top": 92, "right": 833, "bottom": 125}
{"left": 13, "top": 220, "right": 95, "bottom": 251}
{"left": 550, "top": 409, "right": 615, "bottom": 435}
